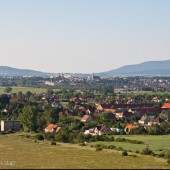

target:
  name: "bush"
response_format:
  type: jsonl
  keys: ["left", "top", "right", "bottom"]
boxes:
{"left": 25, "top": 135, "right": 30, "bottom": 138}
{"left": 0, "top": 132, "right": 7, "bottom": 135}
{"left": 36, "top": 134, "right": 44, "bottom": 141}
{"left": 7, "top": 128, "right": 14, "bottom": 134}
{"left": 79, "top": 143, "right": 86, "bottom": 146}
{"left": 158, "top": 153, "right": 165, "bottom": 158}
{"left": 167, "top": 158, "right": 170, "bottom": 165}
{"left": 51, "top": 141, "right": 57, "bottom": 145}
{"left": 96, "top": 147, "right": 103, "bottom": 151}
{"left": 164, "top": 150, "right": 170, "bottom": 159}
{"left": 117, "top": 147, "right": 124, "bottom": 151}
{"left": 135, "top": 150, "right": 140, "bottom": 154}
{"left": 114, "top": 137, "right": 144, "bottom": 144}
{"left": 122, "top": 150, "right": 128, "bottom": 156}
{"left": 141, "top": 147, "right": 155, "bottom": 155}
{"left": 108, "top": 145, "right": 116, "bottom": 149}
{"left": 131, "top": 154, "right": 137, "bottom": 158}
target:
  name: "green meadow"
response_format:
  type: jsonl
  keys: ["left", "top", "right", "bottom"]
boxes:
{"left": 88, "top": 135, "right": 170, "bottom": 154}
{"left": 0, "top": 86, "right": 61, "bottom": 94}
{"left": 0, "top": 133, "right": 169, "bottom": 169}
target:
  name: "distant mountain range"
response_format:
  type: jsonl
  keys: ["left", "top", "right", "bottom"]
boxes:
{"left": 0, "top": 60, "right": 170, "bottom": 77}
{"left": 0, "top": 66, "right": 51, "bottom": 77}
{"left": 97, "top": 60, "right": 170, "bottom": 77}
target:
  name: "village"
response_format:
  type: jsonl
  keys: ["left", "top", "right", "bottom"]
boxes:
{"left": 0, "top": 78, "right": 170, "bottom": 139}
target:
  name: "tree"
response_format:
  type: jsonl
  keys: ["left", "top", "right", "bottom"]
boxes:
{"left": 25, "top": 91, "right": 32, "bottom": 98}
{"left": 46, "top": 89, "right": 53, "bottom": 97}
{"left": 0, "top": 94, "right": 10, "bottom": 106}
{"left": 4, "top": 87, "right": 12, "bottom": 93}
{"left": 44, "top": 108, "right": 59, "bottom": 125}
{"left": 18, "top": 91, "right": 23, "bottom": 99}
{"left": 19, "top": 105, "right": 38, "bottom": 132}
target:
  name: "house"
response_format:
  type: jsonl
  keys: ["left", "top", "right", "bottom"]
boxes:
{"left": 118, "top": 111, "right": 135, "bottom": 120}
{"left": 162, "top": 103, "right": 170, "bottom": 109}
{"left": 86, "top": 108, "right": 95, "bottom": 114}
{"left": 84, "top": 125, "right": 112, "bottom": 136}
{"left": 129, "top": 108, "right": 164, "bottom": 116}
{"left": 148, "top": 117, "right": 164, "bottom": 126}
{"left": 94, "top": 125, "right": 112, "bottom": 135}
{"left": 124, "top": 124, "right": 139, "bottom": 132}
{"left": 97, "top": 104, "right": 112, "bottom": 111}
{"left": 81, "top": 115, "right": 92, "bottom": 122}
{"left": 138, "top": 115, "right": 154, "bottom": 125}
{"left": 1, "top": 120, "right": 21, "bottom": 132}
{"left": 110, "top": 128, "right": 123, "bottom": 133}
{"left": 44, "top": 124, "right": 61, "bottom": 133}
{"left": 10, "top": 97, "right": 20, "bottom": 103}
{"left": 113, "top": 103, "right": 154, "bottom": 110}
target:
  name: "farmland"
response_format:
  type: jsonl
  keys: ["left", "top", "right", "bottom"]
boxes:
{"left": 0, "top": 86, "right": 61, "bottom": 94}
{"left": 0, "top": 133, "right": 169, "bottom": 169}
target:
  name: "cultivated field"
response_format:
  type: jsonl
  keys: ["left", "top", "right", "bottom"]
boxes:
{"left": 0, "top": 87, "right": 61, "bottom": 94}
{"left": 0, "top": 133, "right": 169, "bottom": 169}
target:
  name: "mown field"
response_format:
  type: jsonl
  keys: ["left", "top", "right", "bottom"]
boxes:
{"left": 0, "top": 87, "right": 61, "bottom": 94}
{"left": 0, "top": 133, "right": 169, "bottom": 169}
{"left": 88, "top": 135, "right": 170, "bottom": 154}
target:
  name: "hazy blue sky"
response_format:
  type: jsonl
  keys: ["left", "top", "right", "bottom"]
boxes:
{"left": 0, "top": 0, "right": 170, "bottom": 73}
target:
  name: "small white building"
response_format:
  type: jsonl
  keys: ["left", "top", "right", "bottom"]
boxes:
{"left": 1, "top": 120, "right": 21, "bottom": 132}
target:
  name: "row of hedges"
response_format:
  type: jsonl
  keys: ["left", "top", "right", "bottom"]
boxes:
{"left": 35, "top": 133, "right": 115, "bottom": 143}
{"left": 91, "top": 143, "right": 170, "bottom": 160}
{"left": 114, "top": 137, "right": 144, "bottom": 144}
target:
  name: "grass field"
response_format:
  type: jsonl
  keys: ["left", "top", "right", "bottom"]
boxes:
{"left": 88, "top": 135, "right": 170, "bottom": 154}
{"left": 0, "top": 133, "right": 169, "bottom": 169}
{"left": 0, "top": 87, "right": 61, "bottom": 94}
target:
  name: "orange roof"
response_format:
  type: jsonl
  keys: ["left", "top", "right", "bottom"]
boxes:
{"left": 45, "top": 124, "right": 57, "bottom": 131}
{"left": 81, "top": 115, "right": 90, "bottom": 121}
{"left": 125, "top": 124, "right": 138, "bottom": 130}
{"left": 56, "top": 127, "right": 61, "bottom": 133}
{"left": 162, "top": 103, "right": 170, "bottom": 108}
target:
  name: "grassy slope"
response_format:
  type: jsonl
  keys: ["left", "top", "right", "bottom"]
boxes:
{"left": 0, "top": 133, "right": 169, "bottom": 169}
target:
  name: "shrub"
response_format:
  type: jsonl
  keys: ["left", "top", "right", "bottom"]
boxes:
{"left": 95, "top": 144, "right": 104, "bottom": 149}
{"left": 135, "top": 150, "right": 139, "bottom": 154}
{"left": 167, "top": 158, "right": 170, "bottom": 165}
{"left": 108, "top": 145, "right": 116, "bottom": 149}
{"left": 36, "top": 134, "right": 44, "bottom": 141}
{"left": 51, "top": 141, "right": 57, "bottom": 145}
{"left": 117, "top": 147, "right": 124, "bottom": 151}
{"left": 131, "top": 154, "right": 137, "bottom": 158}
{"left": 158, "top": 153, "right": 165, "bottom": 158}
{"left": 0, "top": 132, "right": 7, "bottom": 135}
{"left": 164, "top": 150, "right": 170, "bottom": 159}
{"left": 7, "top": 128, "right": 14, "bottom": 134}
{"left": 96, "top": 147, "right": 103, "bottom": 151}
{"left": 122, "top": 151, "right": 128, "bottom": 156}
{"left": 141, "top": 147, "right": 155, "bottom": 155}
{"left": 79, "top": 143, "right": 86, "bottom": 146}
{"left": 25, "top": 135, "right": 30, "bottom": 138}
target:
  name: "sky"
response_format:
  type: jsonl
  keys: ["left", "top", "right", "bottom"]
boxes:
{"left": 0, "top": 0, "right": 170, "bottom": 74}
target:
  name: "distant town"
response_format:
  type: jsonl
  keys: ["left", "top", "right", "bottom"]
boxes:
{"left": 0, "top": 73, "right": 170, "bottom": 135}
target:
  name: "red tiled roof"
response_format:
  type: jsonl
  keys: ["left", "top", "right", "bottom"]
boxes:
{"left": 125, "top": 124, "right": 138, "bottom": 130}
{"left": 81, "top": 115, "right": 90, "bottom": 121}
{"left": 55, "top": 127, "right": 61, "bottom": 133}
{"left": 45, "top": 124, "right": 57, "bottom": 131}
{"left": 10, "top": 98, "right": 20, "bottom": 103}
{"left": 162, "top": 103, "right": 170, "bottom": 108}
